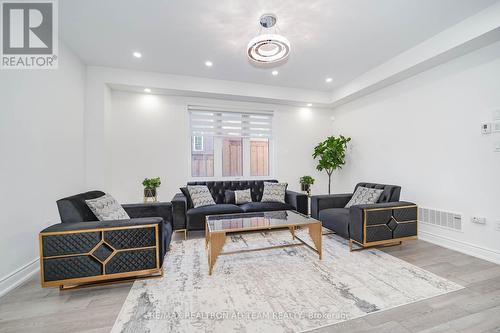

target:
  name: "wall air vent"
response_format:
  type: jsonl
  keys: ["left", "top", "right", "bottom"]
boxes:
{"left": 418, "top": 207, "right": 462, "bottom": 231}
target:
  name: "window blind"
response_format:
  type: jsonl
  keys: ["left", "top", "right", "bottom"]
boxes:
{"left": 188, "top": 105, "right": 273, "bottom": 138}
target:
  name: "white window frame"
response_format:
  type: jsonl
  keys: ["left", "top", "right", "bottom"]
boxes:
{"left": 187, "top": 105, "right": 274, "bottom": 180}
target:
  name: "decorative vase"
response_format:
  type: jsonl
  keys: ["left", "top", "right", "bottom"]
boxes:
{"left": 144, "top": 188, "right": 157, "bottom": 202}
{"left": 301, "top": 184, "right": 310, "bottom": 192}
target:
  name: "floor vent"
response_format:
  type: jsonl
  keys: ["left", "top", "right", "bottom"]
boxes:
{"left": 418, "top": 207, "right": 462, "bottom": 231}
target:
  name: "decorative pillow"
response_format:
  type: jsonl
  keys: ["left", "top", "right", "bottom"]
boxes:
{"left": 235, "top": 189, "right": 252, "bottom": 204}
{"left": 261, "top": 182, "right": 287, "bottom": 204}
{"left": 224, "top": 190, "right": 235, "bottom": 204}
{"left": 85, "top": 194, "right": 130, "bottom": 221}
{"left": 187, "top": 185, "right": 216, "bottom": 208}
{"left": 345, "top": 186, "right": 384, "bottom": 208}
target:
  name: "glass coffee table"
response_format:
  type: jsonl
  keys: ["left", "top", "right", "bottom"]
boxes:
{"left": 205, "top": 210, "right": 322, "bottom": 275}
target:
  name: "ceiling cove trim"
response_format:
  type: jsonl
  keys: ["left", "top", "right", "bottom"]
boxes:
{"left": 91, "top": 2, "right": 500, "bottom": 110}
{"left": 329, "top": 1, "right": 500, "bottom": 107}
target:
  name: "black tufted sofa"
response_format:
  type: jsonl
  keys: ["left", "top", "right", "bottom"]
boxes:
{"left": 38, "top": 191, "right": 172, "bottom": 289}
{"left": 311, "top": 182, "right": 418, "bottom": 250}
{"left": 172, "top": 180, "right": 308, "bottom": 232}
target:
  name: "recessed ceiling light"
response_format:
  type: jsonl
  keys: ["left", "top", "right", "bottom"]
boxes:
{"left": 133, "top": 51, "right": 142, "bottom": 58}
{"left": 143, "top": 88, "right": 151, "bottom": 93}
{"left": 307, "top": 103, "right": 312, "bottom": 107}
{"left": 271, "top": 70, "right": 279, "bottom": 76}
{"left": 325, "top": 77, "right": 333, "bottom": 83}
{"left": 205, "top": 60, "right": 213, "bottom": 67}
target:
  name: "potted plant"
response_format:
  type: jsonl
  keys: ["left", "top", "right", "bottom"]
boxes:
{"left": 300, "top": 176, "right": 315, "bottom": 193}
{"left": 142, "top": 177, "right": 161, "bottom": 201}
{"left": 312, "top": 135, "right": 351, "bottom": 194}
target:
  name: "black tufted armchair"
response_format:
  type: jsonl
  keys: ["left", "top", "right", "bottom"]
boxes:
{"left": 38, "top": 191, "right": 172, "bottom": 289}
{"left": 171, "top": 180, "right": 308, "bottom": 234}
{"left": 311, "top": 182, "right": 418, "bottom": 250}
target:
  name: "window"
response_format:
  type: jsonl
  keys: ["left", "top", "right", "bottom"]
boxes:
{"left": 192, "top": 135, "right": 204, "bottom": 151}
{"left": 189, "top": 106, "right": 273, "bottom": 178}
{"left": 222, "top": 138, "right": 243, "bottom": 176}
{"left": 191, "top": 135, "right": 214, "bottom": 177}
{"left": 250, "top": 138, "right": 269, "bottom": 176}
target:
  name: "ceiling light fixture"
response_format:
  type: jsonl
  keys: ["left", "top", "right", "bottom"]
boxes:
{"left": 325, "top": 77, "right": 333, "bottom": 83}
{"left": 144, "top": 88, "right": 151, "bottom": 93}
{"left": 271, "top": 70, "right": 279, "bottom": 76}
{"left": 247, "top": 14, "right": 290, "bottom": 64}
{"left": 307, "top": 103, "right": 312, "bottom": 107}
{"left": 205, "top": 60, "right": 213, "bottom": 67}
{"left": 133, "top": 51, "right": 142, "bottom": 58}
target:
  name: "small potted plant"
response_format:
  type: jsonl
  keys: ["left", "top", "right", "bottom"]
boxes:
{"left": 300, "top": 176, "right": 315, "bottom": 193}
{"left": 142, "top": 177, "right": 161, "bottom": 202}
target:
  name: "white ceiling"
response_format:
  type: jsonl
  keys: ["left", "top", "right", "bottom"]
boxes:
{"left": 60, "top": 0, "right": 498, "bottom": 92}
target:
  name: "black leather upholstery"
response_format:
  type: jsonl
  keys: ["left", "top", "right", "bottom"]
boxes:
{"left": 122, "top": 202, "right": 173, "bottom": 250}
{"left": 56, "top": 191, "right": 104, "bottom": 223}
{"left": 319, "top": 208, "right": 350, "bottom": 238}
{"left": 310, "top": 193, "right": 352, "bottom": 219}
{"left": 239, "top": 202, "right": 295, "bottom": 213}
{"left": 172, "top": 180, "right": 308, "bottom": 231}
{"left": 187, "top": 204, "right": 244, "bottom": 230}
{"left": 310, "top": 182, "right": 406, "bottom": 239}
{"left": 186, "top": 180, "right": 279, "bottom": 204}
{"left": 349, "top": 201, "right": 416, "bottom": 243}
{"left": 354, "top": 182, "right": 401, "bottom": 203}
{"left": 52, "top": 192, "right": 173, "bottom": 268}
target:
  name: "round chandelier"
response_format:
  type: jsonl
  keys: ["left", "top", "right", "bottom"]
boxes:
{"left": 247, "top": 14, "right": 290, "bottom": 64}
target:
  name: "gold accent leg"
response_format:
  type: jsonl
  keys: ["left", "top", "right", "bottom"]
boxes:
{"left": 205, "top": 223, "right": 209, "bottom": 248}
{"left": 308, "top": 222, "right": 322, "bottom": 259}
{"left": 349, "top": 239, "right": 353, "bottom": 252}
{"left": 174, "top": 229, "right": 187, "bottom": 240}
{"left": 208, "top": 232, "right": 226, "bottom": 275}
{"left": 289, "top": 226, "right": 295, "bottom": 240}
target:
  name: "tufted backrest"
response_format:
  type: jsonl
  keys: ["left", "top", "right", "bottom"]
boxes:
{"left": 187, "top": 180, "right": 278, "bottom": 204}
{"left": 354, "top": 182, "right": 401, "bottom": 203}
{"left": 56, "top": 191, "right": 105, "bottom": 223}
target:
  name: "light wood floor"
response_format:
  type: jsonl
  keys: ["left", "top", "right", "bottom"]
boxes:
{"left": 1, "top": 232, "right": 500, "bottom": 333}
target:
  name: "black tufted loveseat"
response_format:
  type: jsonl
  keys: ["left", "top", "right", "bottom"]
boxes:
{"left": 311, "top": 182, "right": 418, "bottom": 251}
{"left": 171, "top": 180, "right": 308, "bottom": 233}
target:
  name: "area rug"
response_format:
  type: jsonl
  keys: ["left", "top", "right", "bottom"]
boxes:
{"left": 112, "top": 229, "right": 463, "bottom": 333}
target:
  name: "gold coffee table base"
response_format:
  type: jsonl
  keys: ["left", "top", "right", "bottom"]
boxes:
{"left": 205, "top": 213, "right": 322, "bottom": 276}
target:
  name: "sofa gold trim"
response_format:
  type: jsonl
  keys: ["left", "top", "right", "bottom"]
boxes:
{"left": 39, "top": 224, "right": 162, "bottom": 289}
{"left": 349, "top": 205, "right": 418, "bottom": 252}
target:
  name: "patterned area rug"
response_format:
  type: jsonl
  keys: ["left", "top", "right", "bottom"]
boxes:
{"left": 112, "top": 229, "right": 463, "bottom": 333}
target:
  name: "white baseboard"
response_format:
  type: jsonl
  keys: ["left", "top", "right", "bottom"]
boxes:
{"left": 419, "top": 230, "right": 500, "bottom": 265}
{"left": 0, "top": 258, "right": 39, "bottom": 298}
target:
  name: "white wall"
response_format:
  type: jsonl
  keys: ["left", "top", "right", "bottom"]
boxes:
{"left": 0, "top": 43, "right": 86, "bottom": 296}
{"left": 108, "top": 91, "right": 333, "bottom": 203}
{"left": 331, "top": 40, "right": 500, "bottom": 263}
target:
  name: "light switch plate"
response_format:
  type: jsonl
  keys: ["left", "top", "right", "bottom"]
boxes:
{"left": 482, "top": 123, "right": 492, "bottom": 134}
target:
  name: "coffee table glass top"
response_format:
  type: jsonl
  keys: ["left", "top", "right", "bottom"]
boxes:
{"left": 207, "top": 210, "right": 319, "bottom": 232}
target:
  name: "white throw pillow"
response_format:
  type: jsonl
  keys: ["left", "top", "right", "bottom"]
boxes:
{"left": 187, "top": 185, "right": 216, "bottom": 208}
{"left": 235, "top": 189, "right": 252, "bottom": 204}
{"left": 261, "top": 182, "right": 287, "bottom": 204}
{"left": 85, "top": 194, "right": 130, "bottom": 221}
{"left": 345, "top": 187, "right": 384, "bottom": 208}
